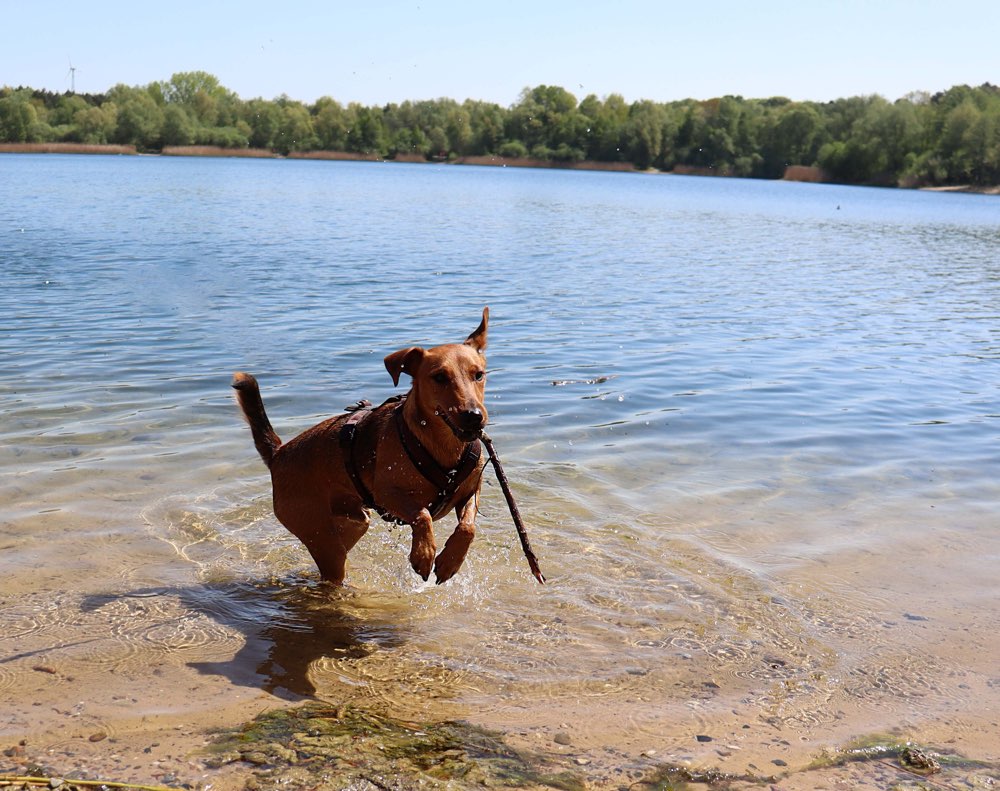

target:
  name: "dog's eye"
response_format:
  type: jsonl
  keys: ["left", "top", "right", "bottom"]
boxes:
{"left": 432, "top": 372, "right": 449, "bottom": 385}
{"left": 474, "top": 371, "right": 485, "bottom": 381}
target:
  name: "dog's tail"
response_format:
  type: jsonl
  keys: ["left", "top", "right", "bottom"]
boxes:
{"left": 232, "top": 372, "right": 281, "bottom": 468}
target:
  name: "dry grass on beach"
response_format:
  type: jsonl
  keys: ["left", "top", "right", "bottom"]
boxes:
{"left": 161, "top": 145, "right": 276, "bottom": 158}
{"left": 288, "top": 150, "right": 384, "bottom": 161}
{"left": 0, "top": 142, "right": 136, "bottom": 155}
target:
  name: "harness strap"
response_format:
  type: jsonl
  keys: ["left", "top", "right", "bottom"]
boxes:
{"left": 394, "top": 407, "right": 482, "bottom": 519}
{"left": 339, "top": 395, "right": 481, "bottom": 523}
{"left": 339, "top": 397, "right": 406, "bottom": 525}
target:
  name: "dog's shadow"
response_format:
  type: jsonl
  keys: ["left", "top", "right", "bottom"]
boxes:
{"left": 81, "top": 579, "right": 408, "bottom": 700}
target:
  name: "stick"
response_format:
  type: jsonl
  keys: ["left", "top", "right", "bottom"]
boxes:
{"left": 479, "top": 430, "right": 545, "bottom": 584}
{"left": 0, "top": 776, "right": 179, "bottom": 791}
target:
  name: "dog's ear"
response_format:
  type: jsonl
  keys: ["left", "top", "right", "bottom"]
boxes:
{"left": 464, "top": 306, "right": 489, "bottom": 353}
{"left": 384, "top": 346, "right": 425, "bottom": 387}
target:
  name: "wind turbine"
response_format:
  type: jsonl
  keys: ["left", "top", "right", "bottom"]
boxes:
{"left": 66, "top": 57, "right": 77, "bottom": 93}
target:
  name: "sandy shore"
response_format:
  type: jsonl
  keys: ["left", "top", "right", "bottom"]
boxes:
{"left": 3, "top": 694, "right": 996, "bottom": 791}
{"left": 919, "top": 183, "right": 1000, "bottom": 194}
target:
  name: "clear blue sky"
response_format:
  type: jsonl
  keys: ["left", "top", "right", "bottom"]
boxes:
{"left": 3, "top": 0, "right": 997, "bottom": 106}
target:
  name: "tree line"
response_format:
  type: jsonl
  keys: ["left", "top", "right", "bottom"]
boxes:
{"left": 2, "top": 71, "right": 999, "bottom": 187}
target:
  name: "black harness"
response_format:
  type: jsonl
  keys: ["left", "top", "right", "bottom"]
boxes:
{"left": 339, "top": 395, "right": 482, "bottom": 524}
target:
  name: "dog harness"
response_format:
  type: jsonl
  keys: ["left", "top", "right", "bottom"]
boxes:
{"left": 339, "top": 395, "right": 482, "bottom": 524}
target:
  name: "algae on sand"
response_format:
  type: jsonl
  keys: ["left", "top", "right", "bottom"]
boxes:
{"left": 205, "top": 702, "right": 585, "bottom": 790}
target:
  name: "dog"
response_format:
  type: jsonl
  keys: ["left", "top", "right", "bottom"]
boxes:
{"left": 233, "top": 308, "right": 489, "bottom": 585}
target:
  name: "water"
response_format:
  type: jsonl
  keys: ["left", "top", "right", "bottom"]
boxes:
{"left": 1, "top": 154, "right": 998, "bottom": 776}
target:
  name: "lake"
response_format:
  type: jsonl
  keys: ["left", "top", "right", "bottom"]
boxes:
{"left": 1, "top": 153, "right": 998, "bottom": 785}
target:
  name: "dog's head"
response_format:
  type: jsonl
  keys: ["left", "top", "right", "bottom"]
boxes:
{"left": 384, "top": 308, "right": 489, "bottom": 442}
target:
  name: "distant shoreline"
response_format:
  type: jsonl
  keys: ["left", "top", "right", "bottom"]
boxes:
{"left": 3, "top": 142, "right": 997, "bottom": 194}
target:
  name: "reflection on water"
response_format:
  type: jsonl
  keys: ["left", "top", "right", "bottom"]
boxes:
{"left": 1, "top": 154, "right": 998, "bottom": 769}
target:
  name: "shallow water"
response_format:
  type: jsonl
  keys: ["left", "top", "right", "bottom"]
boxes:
{"left": 1, "top": 154, "right": 998, "bottom": 775}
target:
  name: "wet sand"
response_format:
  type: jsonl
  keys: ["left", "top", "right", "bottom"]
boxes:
{"left": 3, "top": 527, "right": 997, "bottom": 790}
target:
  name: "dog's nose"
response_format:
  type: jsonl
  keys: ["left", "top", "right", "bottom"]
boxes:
{"left": 457, "top": 408, "right": 485, "bottom": 432}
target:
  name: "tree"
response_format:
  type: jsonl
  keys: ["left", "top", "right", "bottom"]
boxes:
{"left": 624, "top": 100, "right": 665, "bottom": 169}
{"left": 49, "top": 94, "right": 90, "bottom": 127}
{"left": 346, "top": 104, "right": 386, "bottom": 155}
{"left": 760, "top": 102, "right": 824, "bottom": 177}
{"left": 72, "top": 102, "right": 118, "bottom": 144}
{"left": 160, "top": 104, "right": 195, "bottom": 146}
{"left": 506, "top": 84, "right": 581, "bottom": 157}
{"left": 273, "top": 98, "right": 316, "bottom": 154}
{"left": 0, "top": 90, "right": 40, "bottom": 142}
{"left": 109, "top": 84, "right": 163, "bottom": 148}
{"left": 242, "top": 98, "right": 282, "bottom": 149}
{"left": 445, "top": 106, "right": 473, "bottom": 155}
{"left": 314, "top": 96, "right": 349, "bottom": 150}
{"left": 579, "top": 93, "right": 629, "bottom": 161}
{"left": 466, "top": 99, "right": 505, "bottom": 154}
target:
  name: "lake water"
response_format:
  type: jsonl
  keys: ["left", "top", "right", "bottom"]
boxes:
{"left": 1, "top": 153, "right": 998, "bottom": 783}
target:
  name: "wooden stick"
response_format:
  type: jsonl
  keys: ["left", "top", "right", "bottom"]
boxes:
{"left": 0, "top": 776, "right": 178, "bottom": 791}
{"left": 479, "top": 430, "right": 545, "bottom": 584}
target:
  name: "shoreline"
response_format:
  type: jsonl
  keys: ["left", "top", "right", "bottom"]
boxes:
{"left": 3, "top": 695, "right": 995, "bottom": 791}
{"left": 3, "top": 142, "right": 997, "bottom": 193}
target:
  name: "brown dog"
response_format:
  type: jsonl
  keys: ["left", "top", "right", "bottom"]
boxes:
{"left": 232, "top": 308, "right": 489, "bottom": 585}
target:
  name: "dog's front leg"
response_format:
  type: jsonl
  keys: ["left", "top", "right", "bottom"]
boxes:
{"left": 433, "top": 493, "right": 477, "bottom": 584}
{"left": 408, "top": 508, "right": 437, "bottom": 581}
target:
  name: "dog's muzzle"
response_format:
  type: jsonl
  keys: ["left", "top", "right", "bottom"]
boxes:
{"left": 438, "top": 406, "right": 485, "bottom": 442}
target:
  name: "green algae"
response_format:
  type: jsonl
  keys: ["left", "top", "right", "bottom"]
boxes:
{"left": 206, "top": 707, "right": 999, "bottom": 791}
{"left": 805, "top": 732, "right": 984, "bottom": 773}
{"left": 205, "top": 703, "right": 584, "bottom": 790}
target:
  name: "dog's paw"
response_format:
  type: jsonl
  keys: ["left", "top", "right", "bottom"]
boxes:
{"left": 409, "top": 543, "right": 435, "bottom": 581}
{"left": 433, "top": 532, "right": 473, "bottom": 585}
{"left": 433, "top": 557, "right": 457, "bottom": 585}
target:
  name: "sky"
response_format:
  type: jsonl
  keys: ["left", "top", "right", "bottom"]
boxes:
{"left": 2, "top": 0, "right": 998, "bottom": 107}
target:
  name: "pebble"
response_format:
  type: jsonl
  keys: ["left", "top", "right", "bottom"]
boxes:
{"left": 553, "top": 732, "right": 572, "bottom": 745}
{"left": 696, "top": 734, "right": 713, "bottom": 742}
{"left": 772, "top": 758, "right": 788, "bottom": 767}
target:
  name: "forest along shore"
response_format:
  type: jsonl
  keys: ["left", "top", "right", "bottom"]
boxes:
{"left": 3, "top": 143, "right": 999, "bottom": 192}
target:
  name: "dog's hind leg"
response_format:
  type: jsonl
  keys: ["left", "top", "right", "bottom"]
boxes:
{"left": 275, "top": 499, "right": 369, "bottom": 585}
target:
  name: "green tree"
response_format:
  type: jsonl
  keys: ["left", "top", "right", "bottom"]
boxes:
{"left": 760, "top": 102, "right": 824, "bottom": 177}
{"left": 49, "top": 94, "right": 90, "bottom": 127}
{"left": 579, "top": 93, "right": 628, "bottom": 161}
{"left": 160, "top": 104, "right": 195, "bottom": 146}
{"left": 466, "top": 99, "right": 505, "bottom": 154}
{"left": 625, "top": 100, "right": 666, "bottom": 169}
{"left": 444, "top": 106, "right": 473, "bottom": 155}
{"left": 242, "top": 98, "right": 282, "bottom": 149}
{"left": 0, "top": 89, "right": 41, "bottom": 141}
{"left": 109, "top": 84, "right": 164, "bottom": 148}
{"left": 934, "top": 97, "right": 1000, "bottom": 184}
{"left": 346, "top": 104, "right": 386, "bottom": 155}
{"left": 314, "top": 96, "right": 349, "bottom": 150}
{"left": 72, "top": 102, "right": 117, "bottom": 144}
{"left": 507, "top": 84, "right": 581, "bottom": 157}
{"left": 272, "top": 97, "right": 316, "bottom": 154}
